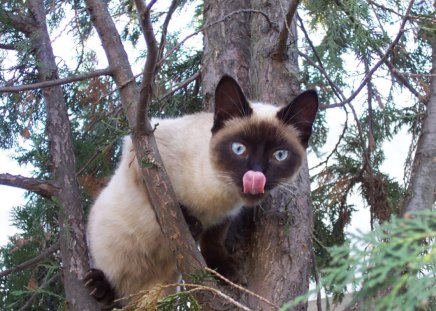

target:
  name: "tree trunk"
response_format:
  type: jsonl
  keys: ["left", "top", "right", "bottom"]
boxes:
{"left": 400, "top": 16, "right": 436, "bottom": 215}
{"left": 202, "top": 0, "right": 252, "bottom": 108}
{"left": 25, "top": 0, "right": 99, "bottom": 310}
{"left": 202, "top": 1, "right": 313, "bottom": 310}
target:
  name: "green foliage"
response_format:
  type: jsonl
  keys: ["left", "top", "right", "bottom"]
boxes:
{"left": 1, "top": 198, "right": 62, "bottom": 310}
{"left": 324, "top": 209, "right": 435, "bottom": 310}
{"left": 304, "top": 0, "right": 434, "bottom": 272}
{"left": 282, "top": 209, "right": 436, "bottom": 311}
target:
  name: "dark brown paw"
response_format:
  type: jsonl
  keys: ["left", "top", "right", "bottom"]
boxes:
{"left": 83, "top": 268, "right": 116, "bottom": 306}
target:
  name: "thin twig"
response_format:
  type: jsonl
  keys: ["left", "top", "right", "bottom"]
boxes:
{"left": 130, "top": 282, "right": 253, "bottom": 311}
{"left": 156, "top": 71, "right": 200, "bottom": 103}
{"left": 0, "top": 68, "right": 113, "bottom": 93}
{"left": 297, "top": 15, "right": 345, "bottom": 102}
{"left": 0, "top": 242, "right": 60, "bottom": 278}
{"left": 310, "top": 112, "right": 349, "bottom": 171}
{"left": 310, "top": 247, "right": 323, "bottom": 311}
{"left": 335, "top": 0, "right": 416, "bottom": 107}
{"left": 17, "top": 272, "right": 60, "bottom": 311}
{"left": 188, "top": 286, "right": 252, "bottom": 311}
{"left": 300, "top": 0, "right": 416, "bottom": 107}
{"left": 205, "top": 267, "right": 279, "bottom": 309}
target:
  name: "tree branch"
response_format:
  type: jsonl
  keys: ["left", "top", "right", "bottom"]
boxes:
{"left": 134, "top": 0, "right": 159, "bottom": 134}
{"left": 301, "top": 1, "right": 415, "bottom": 109}
{"left": 297, "top": 15, "right": 345, "bottom": 102}
{"left": 17, "top": 272, "right": 60, "bottom": 311}
{"left": 0, "top": 43, "right": 17, "bottom": 50}
{"left": 0, "top": 173, "right": 59, "bottom": 198}
{"left": 271, "top": 0, "right": 300, "bottom": 61}
{"left": 0, "top": 242, "right": 60, "bottom": 278}
{"left": 377, "top": 52, "right": 423, "bottom": 101}
{"left": 0, "top": 68, "right": 113, "bottom": 93}
{"left": 0, "top": 9, "right": 35, "bottom": 33}
{"left": 85, "top": 0, "right": 207, "bottom": 287}
{"left": 157, "top": 0, "right": 180, "bottom": 65}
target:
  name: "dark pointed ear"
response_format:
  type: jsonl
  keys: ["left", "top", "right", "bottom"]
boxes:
{"left": 277, "top": 90, "right": 319, "bottom": 148}
{"left": 212, "top": 75, "right": 252, "bottom": 134}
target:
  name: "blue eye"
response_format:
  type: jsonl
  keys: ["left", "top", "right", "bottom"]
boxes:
{"left": 232, "top": 142, "right": 246, "bottom": 155}
{"left": 273, "top": 150, "right": 288, "bottom": 161}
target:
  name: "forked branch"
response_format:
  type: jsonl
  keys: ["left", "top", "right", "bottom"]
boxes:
{"left": 134, "top": 0, "right": 159, "bottom": 134}
{"left": 271, "top": 0, "right": 300, "bottom": 61}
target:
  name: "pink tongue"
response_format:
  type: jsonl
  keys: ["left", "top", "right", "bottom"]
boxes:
{"left": 243, "top": 171, "right": 266, "bottom": 195}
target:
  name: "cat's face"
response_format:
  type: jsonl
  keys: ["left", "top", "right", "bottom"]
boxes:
{"left": 209, "top": 76, "right": 318, "bottom": 205}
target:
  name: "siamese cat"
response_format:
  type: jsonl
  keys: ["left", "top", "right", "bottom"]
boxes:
{"left": 85, "top": 75, "right": 318, "bottom": 306}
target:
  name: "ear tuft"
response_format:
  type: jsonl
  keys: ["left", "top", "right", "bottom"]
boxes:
{"left": 212, "top": 75, "right": 252, "bottom": 134}
{"left": 276, "top": 90, "right": 319, "bottom": 148}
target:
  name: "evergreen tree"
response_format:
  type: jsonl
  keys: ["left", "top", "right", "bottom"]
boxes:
{"left": 0, "top": 0, "right": 434, "bottom": 310}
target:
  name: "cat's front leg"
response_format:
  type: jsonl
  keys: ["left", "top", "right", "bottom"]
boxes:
{"left": 199, "top": 218, "right": 240, "bottom": 282}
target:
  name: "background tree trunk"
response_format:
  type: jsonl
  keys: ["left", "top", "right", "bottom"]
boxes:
{"left": 400, "top": 18, "right": 436, "bottom": 215}
{"left": 202, "top": 0, "right": 252, "bottom": 108}
{"left": 25, "top": 0, "right": 99, "bottom": 310}
{"left": 202, "top": 1, "right": 313, "bottom": 310}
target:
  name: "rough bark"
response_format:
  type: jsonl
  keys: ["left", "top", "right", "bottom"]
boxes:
{"left": 24, "top": 0, "right": 99, "bottom": 309}
{"left": 250, "top": 0, "right": 300, "bottom": 103}
{"left": 248, "top": 2, "right": 312, "bottom": 309}
{"left": 400, "top": 24, "right": 436, "bottom": 215}
{"left": 202, "top": 0, "right": 252, "bottom": 109}
{"left": 0, "top": 173, "right": 58, "bottom": 198}
{"left": 202, "top": 1, "right": 313, "bottom": 310}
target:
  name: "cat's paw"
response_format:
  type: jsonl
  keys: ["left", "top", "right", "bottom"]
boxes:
{"left": 83, "top": 268, "right": 115, "bottom": 306}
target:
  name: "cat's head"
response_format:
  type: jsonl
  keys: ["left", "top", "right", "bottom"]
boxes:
{"left": 210, "top": 75, "right": 318, "bottom": 206}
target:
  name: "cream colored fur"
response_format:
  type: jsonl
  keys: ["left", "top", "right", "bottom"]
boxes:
{"left": 87, "top": 103, "right": 297, "bottom": 300}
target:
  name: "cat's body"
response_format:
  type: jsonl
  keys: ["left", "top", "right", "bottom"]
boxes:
{"left": 85, "top": 76, "right": 318, "bottom": 305}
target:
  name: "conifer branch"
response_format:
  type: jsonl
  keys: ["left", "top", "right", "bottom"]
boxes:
{"left": 0, "top": 68, "right": 113, "bottom": 93}
{"left": 297, "top": 16, "right": 346, "bottom": 103}
{"left": 0, "top": 242, "right": 60, "bottom": 278}
{"left": 0, "top": 9, "right": 35, "bottom": 33}
{"left": 0, "top": 173, "right": 59, "bottom": 198}
{"left": 17, "top": 272, "right": 60, "bottom": 311}
{"left": 300, "top": 1, "right": 416, "bottom": 108}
